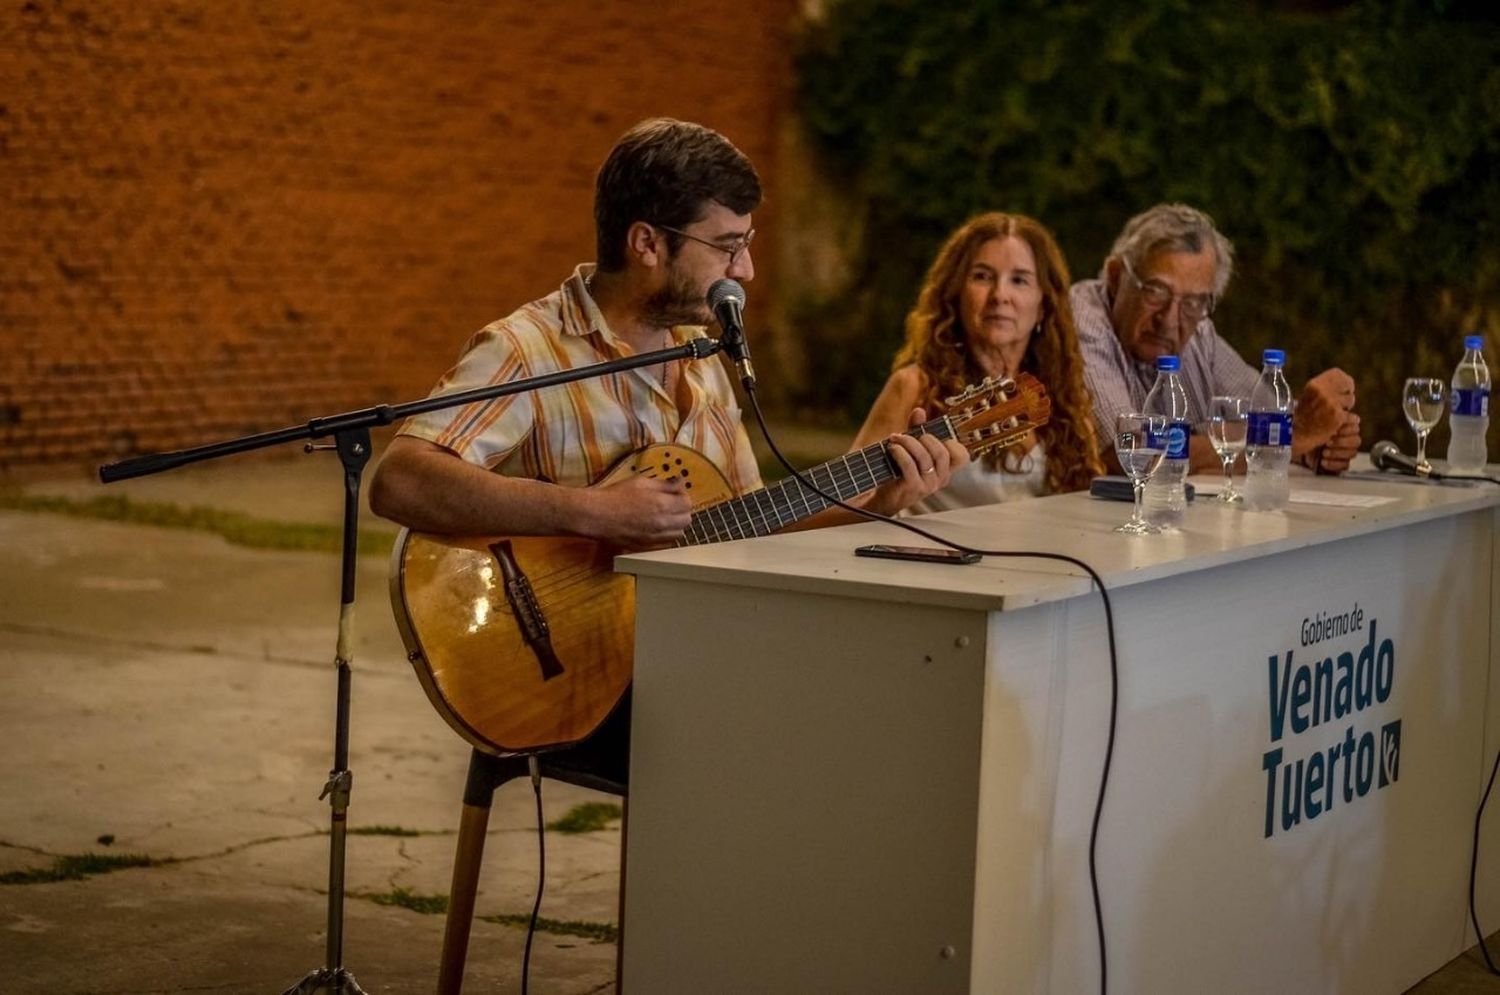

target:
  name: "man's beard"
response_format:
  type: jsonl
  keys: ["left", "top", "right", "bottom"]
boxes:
{"left": 641, "top": 263, "right": 710, "bottom": 329}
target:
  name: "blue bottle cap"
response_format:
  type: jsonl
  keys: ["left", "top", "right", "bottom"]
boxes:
{"left": 1155, "top": 355, "right": 1181, "bottom": 372}
{"left": 1262, "top": 348, "right": 1285, "bottom": 366}
{"left": 1465, "top": 335, "right": 1485, "bottom": 350}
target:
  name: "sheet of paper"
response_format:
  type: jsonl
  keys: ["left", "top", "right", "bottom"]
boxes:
{"left": 1340, "top": 469, "right": 1483, "bottom": 488}
{"left": 1288, "top": 490, "right": 1397, "bottom": 508}
{"left": 1339, "top": 469, "right": 1431, "bottom": 486}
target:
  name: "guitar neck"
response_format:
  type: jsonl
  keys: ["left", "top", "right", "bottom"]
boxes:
{"left": 679, "top": 419, "right": 955, "bottom": 547}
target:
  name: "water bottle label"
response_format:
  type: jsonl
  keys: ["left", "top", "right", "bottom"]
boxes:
{"left": 1247, "top": 412, "right": 1292, "bottom": 447}
{"left": 1452, "top": 387, "right": 1490, "bottom": 417}
{"left": 1147, "top": 420, "right": 1191, "bottom": 459}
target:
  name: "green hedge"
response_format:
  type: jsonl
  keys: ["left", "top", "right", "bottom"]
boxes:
{"left": 796, "top": 0, "right": 1500, "bottom": 452}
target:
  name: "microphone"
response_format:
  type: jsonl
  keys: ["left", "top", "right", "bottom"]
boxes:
{"left": 707, "top": 278, "right": 755, "bottom": 389}
{"left": 1371, "top": 440, "right": 1437, "bottom": 478}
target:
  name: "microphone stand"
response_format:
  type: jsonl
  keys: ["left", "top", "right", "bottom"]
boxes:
{"left": 98, "top": 334, "right": 726, "bottom": 995}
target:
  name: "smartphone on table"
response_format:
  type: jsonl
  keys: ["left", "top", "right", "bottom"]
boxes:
{"left": 854, "top": 544, "right": 980, "bottom": 565}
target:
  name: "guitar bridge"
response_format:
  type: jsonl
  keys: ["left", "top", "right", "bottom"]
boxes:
{"left": 490, "top": 540, "right": 565, "bottom": 681}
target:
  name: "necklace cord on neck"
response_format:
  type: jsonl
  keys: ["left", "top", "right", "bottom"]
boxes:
{"left": 584, "top": 271, "right": 673, "bottom": 394}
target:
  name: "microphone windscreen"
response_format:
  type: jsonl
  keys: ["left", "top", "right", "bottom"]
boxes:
{"left": 707, "top": 278, "right": 746, "bottom": 312}
{"left": 1370, "top": 440, "right": 1401, "bottom": 470}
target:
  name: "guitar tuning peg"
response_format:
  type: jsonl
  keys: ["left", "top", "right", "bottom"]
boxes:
{"left": 944, "top": 385, "right": 974, "bottom": 407}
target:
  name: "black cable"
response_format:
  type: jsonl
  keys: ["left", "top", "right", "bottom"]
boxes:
{"left": 1391, "top": 454, "right": 1500, "bottom": 966}
{"left": 740, "top": 384, "right": 1118, "bottom": 995}
{"left": 1471, "top": 745, "right": 1500, "bottom": 973}
{"left": 1443, "top": 476, "right": 1500, "bottom": 967}
{"left": 522, "top": 757, "right": 545, "bottom": 995}
{"left": 1436, "top": 469, "right": 1500, "bottom": 966}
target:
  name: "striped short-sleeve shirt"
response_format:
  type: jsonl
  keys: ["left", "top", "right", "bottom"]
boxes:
{"left": 400, "top": 264, "right": 763, "bottom": 495}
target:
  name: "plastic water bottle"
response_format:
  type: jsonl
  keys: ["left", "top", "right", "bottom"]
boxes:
{"left": 1142, "top": 355, "right": 1191, "bottom": 529}
{"left": 1244, "top": 348, "right": 1294, "bottom": 511}
{"left": 1446, "top": 334, "right": 1490, "bottom": 473}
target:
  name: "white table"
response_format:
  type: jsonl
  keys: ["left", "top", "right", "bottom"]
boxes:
{"left": 617, "top": 472, "right": 1500, "bottom": 994}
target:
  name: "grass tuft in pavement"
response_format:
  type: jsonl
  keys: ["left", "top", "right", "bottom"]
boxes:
{"left": 367, "top": 886, "right": 449, "bottom": 915}
{"left": 348, "top": 825, "right": 423, "bottom": 837}
{"left": 0, "top": 489, "right": 392, "bottom": 555}
{"left": 546, "top": 802, "right": 623, "bottom": 834}
{"left": 0, "top": 852, "right": 161, "bottom": 885}
{"left": 482, "top": 913, "right": 618, "bottom": 944}
{"left": 357, "top": 886, "right": 618, "bottom": 943}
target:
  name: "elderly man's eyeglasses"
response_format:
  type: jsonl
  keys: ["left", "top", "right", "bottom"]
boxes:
{"left": 1122, "top": 257, "right": 1216, "bottom": 323}
{"left": 656, "top": 224, "right": 755, "bottom": 266}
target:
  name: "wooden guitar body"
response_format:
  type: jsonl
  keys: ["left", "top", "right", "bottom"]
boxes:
{"left": 390, "top": 444, "right": 735, "bottom": 755}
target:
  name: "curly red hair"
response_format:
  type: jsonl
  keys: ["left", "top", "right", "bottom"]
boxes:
{"left": 894, "top": 212, "right": 1103, "bottom": 494}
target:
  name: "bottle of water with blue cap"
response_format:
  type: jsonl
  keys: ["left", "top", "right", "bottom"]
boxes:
{"left": 1142, "top": 355, "right": 1190, "bottom": 529}
{"left": 1446, "top": 334, "right": 1490, "bottom": 474}
{"left": 1244, "top": 348, "right": 1293, "bottom": 511}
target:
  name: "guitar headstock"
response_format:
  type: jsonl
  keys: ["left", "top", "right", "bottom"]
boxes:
{"left": 943, "top": 372, "right": 1052, "bottom": 459}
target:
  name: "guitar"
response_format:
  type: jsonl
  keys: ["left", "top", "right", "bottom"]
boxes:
{"left": 389, "top": 374, "right": 1051, "bottom": 755}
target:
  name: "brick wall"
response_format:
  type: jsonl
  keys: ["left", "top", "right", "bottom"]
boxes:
{"left": 0, "top": 0, "right": 795, "bottom": 468}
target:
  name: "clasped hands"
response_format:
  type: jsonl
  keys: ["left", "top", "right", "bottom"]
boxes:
{"left": 1295, "top": 368, "right": 1361, "bottom": 474}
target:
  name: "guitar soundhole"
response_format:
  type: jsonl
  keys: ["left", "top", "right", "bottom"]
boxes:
{"left": 652, "top": 454, "right": 691, "bottom": 484}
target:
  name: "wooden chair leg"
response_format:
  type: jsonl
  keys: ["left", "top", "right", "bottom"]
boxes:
{"left": 433, "top": 746, "right": 625, "bottom": 993}
{"left": 436, "top": 750, "right": 529, "bottom": 995}
{"left": 437, "top": 799, "right": 493, "bottom": 995}
{"left": 615, "top": 796, "right": 628, "bottom": 992}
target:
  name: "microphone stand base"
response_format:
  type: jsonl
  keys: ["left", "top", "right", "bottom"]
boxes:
{"left": 281, "top": 968, "right": 368, "bottom": 995}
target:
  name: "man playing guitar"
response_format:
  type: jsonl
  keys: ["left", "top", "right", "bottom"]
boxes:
{"left": 369, "top": 117, "right": 968, "bottom": 781}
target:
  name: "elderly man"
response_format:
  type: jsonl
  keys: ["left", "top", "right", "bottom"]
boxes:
{"left": 1071, "top": 203, "right": 1360, "bottom": 474}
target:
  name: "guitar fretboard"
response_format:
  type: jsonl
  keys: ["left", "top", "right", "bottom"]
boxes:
{"left": 679, "top": 419, "right": 955, "bottom": 547}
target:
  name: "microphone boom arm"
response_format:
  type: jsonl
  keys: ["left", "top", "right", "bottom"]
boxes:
{"left": 99, "top": 336, "right": 725, "bottom": 483}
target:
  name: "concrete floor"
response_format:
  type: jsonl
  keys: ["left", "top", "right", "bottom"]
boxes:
{"left": 0, "top": 455, "right": 620, "bottom": 993}
{"left": 2, "top": 450, "right": 1499, "bottom": 993}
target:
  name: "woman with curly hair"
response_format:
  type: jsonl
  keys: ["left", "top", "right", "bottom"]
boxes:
{"left": 851, "top": 212, "right": 1104, "bottom": 512}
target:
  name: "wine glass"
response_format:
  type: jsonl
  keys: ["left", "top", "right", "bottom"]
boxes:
{"left": 1207, "top": 396, "right": 1249, "bottom": 503}
{"left": 1115, "top": 412, "right": 1167, "bottom": 534}
{"left": 1402, "top": 377, "right": 1445, "bottom": 473}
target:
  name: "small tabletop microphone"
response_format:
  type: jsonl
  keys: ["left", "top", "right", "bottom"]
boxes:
{"left": 1370, "top": 440, "right": 1436, "bottom": 478}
